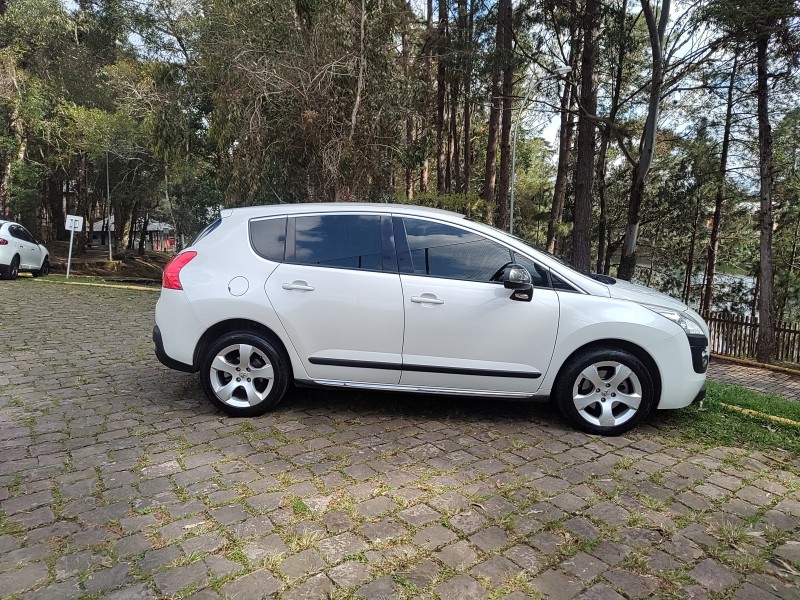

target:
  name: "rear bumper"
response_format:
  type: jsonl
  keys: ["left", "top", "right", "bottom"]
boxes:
{"left": 153, "top": 325, "right": 196, "bottom": 372}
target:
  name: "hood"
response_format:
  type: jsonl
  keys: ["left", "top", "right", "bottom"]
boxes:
{"left": 602, "top": 277, "right": 688, "bottom": 311}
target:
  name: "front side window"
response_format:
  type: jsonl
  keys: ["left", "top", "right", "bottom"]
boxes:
{"left": 402, "top": 218, "right": 512, "bottom": 282}
{"left": 512, "top": 254, "right": 551, "bottom": 288}
{"left": 294, "top": 214, "right": 383, "bottom": 270}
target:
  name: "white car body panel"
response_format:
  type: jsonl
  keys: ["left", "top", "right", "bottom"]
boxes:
{"left": 398, "top": 274, "right": 559, "bottom": 393}
{"left": 266, "top": 263, "right": 404, "bottom": 385}
{"left": 0, "top": 221, "right": 48, "bottom": 275}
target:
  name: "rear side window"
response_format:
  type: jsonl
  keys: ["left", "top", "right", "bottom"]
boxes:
{"left": 191, "top": 218, "right": 222, "bottom": 246}
{"left": 292, "top": 214, "right": 383, "bottom": 270}
{"left": 402, "top": 218, "right": 512, "bottom": 282}
{"left": 250, "top": 217, "right": 287, "bottom": 262}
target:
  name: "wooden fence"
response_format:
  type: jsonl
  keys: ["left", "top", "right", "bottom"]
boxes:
{"left": 703, "top": 312, "right": 800, "bottom": 364}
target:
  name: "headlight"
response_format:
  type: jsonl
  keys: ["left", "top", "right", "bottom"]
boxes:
{"left": 643, "top": 305, "right": 705, "bottom": 336}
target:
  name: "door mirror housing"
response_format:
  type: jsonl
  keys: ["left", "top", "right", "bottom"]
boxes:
{"left": 501, "top": 264, "right": 533, "bottom": 302}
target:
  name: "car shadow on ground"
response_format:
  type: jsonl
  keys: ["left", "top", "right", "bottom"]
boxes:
{"left": 148, "top": 364, "right": 591, "bottom": 435}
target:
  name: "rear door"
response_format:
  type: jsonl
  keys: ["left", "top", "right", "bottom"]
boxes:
{"left": 265, "top": 213, "right": 405, "bottom": 385}
{"left": 9, "top": 225, "right": 34, "bottom": 269}
{"left": 18, "top": 226, "right": 42, "bottom": 269}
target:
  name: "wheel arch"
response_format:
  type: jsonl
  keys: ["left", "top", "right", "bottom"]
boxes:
{"left": 193, "top": 318, "right": 293, "bottom": 375}
{"left": 552, "top": 338, "right": 662, "bottom": 407}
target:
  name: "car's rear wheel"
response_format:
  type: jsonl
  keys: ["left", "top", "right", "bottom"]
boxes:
{"left": 33, "top": 257, "right": 49, "bottom": 277}
{"left": 555, "top": 347, "right": 654, "bottom": 436}
{"left": 4, "top": 256, "right": 20, "bottom": 280}
{"left": 200, "top": 331, "right": 289, "bottom": 417}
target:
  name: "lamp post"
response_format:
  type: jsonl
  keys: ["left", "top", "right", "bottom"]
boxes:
{"left": 509, "top": 66, "right": 571, "bottom": 235}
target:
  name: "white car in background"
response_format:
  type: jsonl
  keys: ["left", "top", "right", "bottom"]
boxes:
{"left": 154, "top": 203, "right": 709, "bottom": 436}
{"left": 0, "top": 220, "right": 50, "bottom": 279}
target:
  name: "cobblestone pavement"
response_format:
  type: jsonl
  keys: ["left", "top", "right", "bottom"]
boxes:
{"left": 709, "top": 358, "right": 800, "bottom": 403}
{"left": 1, "top": 281, "right": 799, "bottom": 600}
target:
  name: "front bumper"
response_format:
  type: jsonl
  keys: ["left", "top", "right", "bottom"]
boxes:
{"left": 153, "top": 325, "right": 196, "bottom": 373}
{"left": 692, "top": 384, "right": 706, "bottom": 404}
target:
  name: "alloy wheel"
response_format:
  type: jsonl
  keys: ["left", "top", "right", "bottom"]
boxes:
{"left": 208, "top": 343, "right": 275, "bottom": 408}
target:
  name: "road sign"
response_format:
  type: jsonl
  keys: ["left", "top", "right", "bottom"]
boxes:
{"left": 65, "top": 215, "right": 84, "bottom": 232}
{"left": 64, "top": 214, "right": 83, "bottom": 279}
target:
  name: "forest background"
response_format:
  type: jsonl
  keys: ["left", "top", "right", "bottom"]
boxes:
{"left": 0, "top": 0, "right": 799, "bottom": 361}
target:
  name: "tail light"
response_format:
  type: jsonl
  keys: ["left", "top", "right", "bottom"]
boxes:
{"left": 162, "top": 251, "right": 197, "bottom": 290}
{"left": 0, "top": 238, "right": 7, "bottom": 245}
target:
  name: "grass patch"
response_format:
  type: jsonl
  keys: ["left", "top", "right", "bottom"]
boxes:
{"left": 659, "top": 381, "right": 800, "bottom": 454}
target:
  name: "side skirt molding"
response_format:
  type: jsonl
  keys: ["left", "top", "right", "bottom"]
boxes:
{"left": 308, "top": 357, "right": 541, "bottom": 379}
{"left": 295, "top": 378, "right": 550, "bottom": 401}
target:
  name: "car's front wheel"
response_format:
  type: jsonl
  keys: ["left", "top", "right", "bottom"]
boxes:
{"left": 33, "top": 257, "right": 49, "bottom": 277}
{"left": 555, "top": 347, "right": 655, "bottom": 436}
{"left": 200, "top": 331, "right": 289, "bottom": 417}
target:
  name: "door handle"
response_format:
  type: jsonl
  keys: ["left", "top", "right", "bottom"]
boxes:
{"left": 282, "top": 281, "right": 315, "bottom": 291}
{"left": 411, "top": 295, "right": 444, "bottom": 305}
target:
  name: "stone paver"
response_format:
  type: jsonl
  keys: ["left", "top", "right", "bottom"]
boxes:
{"left": 0, "top": 281, "right": 797, "bottom": 598}
{"left": 709, "top": 357, "right": 800, "bottom": 401}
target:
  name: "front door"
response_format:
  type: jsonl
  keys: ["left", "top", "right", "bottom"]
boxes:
{"left": 265, "top": 213, "right": 404, "bottom": 385}
{"left": 396, "top": 217, "right": 560, "bottom": 394}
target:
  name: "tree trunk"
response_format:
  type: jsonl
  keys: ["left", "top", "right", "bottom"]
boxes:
{"left": 449, "top": 75, "right": 460, "bottom": 194}
{"left": 755, "top": 35, "right": 775, "bottom": 362}
{"left": 595, "top": 0, "right": 627, "bottom": 272}
{"left": 682, "top": 194, "right": 701, "bottom": 304}
{"left": 75, "top": 154, "right": 88, "bottom": 256}
{"left": 481, "top": 1, "right": 504, "bottom": 224}
{"left": 403, "top": 28, "right": 414, "bottom": 201}
{"left": 701, "top": 52, "right": 737, "bottom": 314}
{"left": 436, "top": 0, "right": 449, "bottom": 194}
{"left": 482, "top": 74, "right": 502, "bottom": 221}
{"left": 546, "top": 0, "right": 578, "bottom": 255}
{"left": 462, "top": 0, "right": 473, "bottom": 195}
{"left": 617, "top": 0, "right": 670, "bottom": 280}
{"left": 572, "top": 0, "right": 601, "bottom": 272}
{"left": 138, "top": 212, "right": 150, "bottom": 256}
{"left": 0, "top": 91, "right": 25, "bottom": 219}
{"left": 779, "top": 214, "right": 799, "bottom": 321}
{"left": 420, "top": 0, "right": 434, "bottom": 194}
{"left": 496, "top": 0, "right": 513, "bottom": 230}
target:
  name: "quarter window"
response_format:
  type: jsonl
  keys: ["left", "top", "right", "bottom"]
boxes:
{"left": 250, "top": 217, "right": 287, "bottom": 262}
{"left": 294, "top": 215, "right": 383, "bottom": 270}
{"left": 402, "top": 218, "right": 512, "bottom": 282}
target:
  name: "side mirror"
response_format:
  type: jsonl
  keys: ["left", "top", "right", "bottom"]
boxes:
{"left": 501, "top": 264, "right": 533, "bottom": 302}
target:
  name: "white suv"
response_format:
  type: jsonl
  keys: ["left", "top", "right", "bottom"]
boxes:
{"left": 0, "top": 220, "right": 50, "bottom": 279}
{"left": 154, "top": 203, "right": 709, "bottom": 435}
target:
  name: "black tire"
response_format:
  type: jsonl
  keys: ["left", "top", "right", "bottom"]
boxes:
{"left": 4, "top": 256, "right": 20, "bottom": 280}
{"left": 554, "top": 347, "right": 655, "bottom": 436}
{"left": 200, "top": 331, "right": 290, "bottom": 417}
{"left": 32, "top": 257, "right": 49, "bottom": 277}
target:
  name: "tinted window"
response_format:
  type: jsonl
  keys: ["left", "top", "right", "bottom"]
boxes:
{"left": 8, "top": 225, "right": 23, "bottom": 240}
{"left": 512, "top": 254, "right": 551, "bottom": 288}
{"left": 403, "top": 218, "right": 512, "bottom": 282}
{"left": 19, "top": 227, "right": 36, "bottom": 243}
{"left": 191, "top": 218, "right": 222, "bottom": 246}
{"left": 551, "top": 272, "right": 578, "bottom": 292}
{"left": 250, "top": 217, "right": 286, "bottom": 262}
{"left": 294, "top": 215, "right": 382, "bottom": 270}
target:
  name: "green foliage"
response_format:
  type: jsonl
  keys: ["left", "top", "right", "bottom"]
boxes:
{"left": 662, "top": 381, "right": 800, "bottom": 454}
